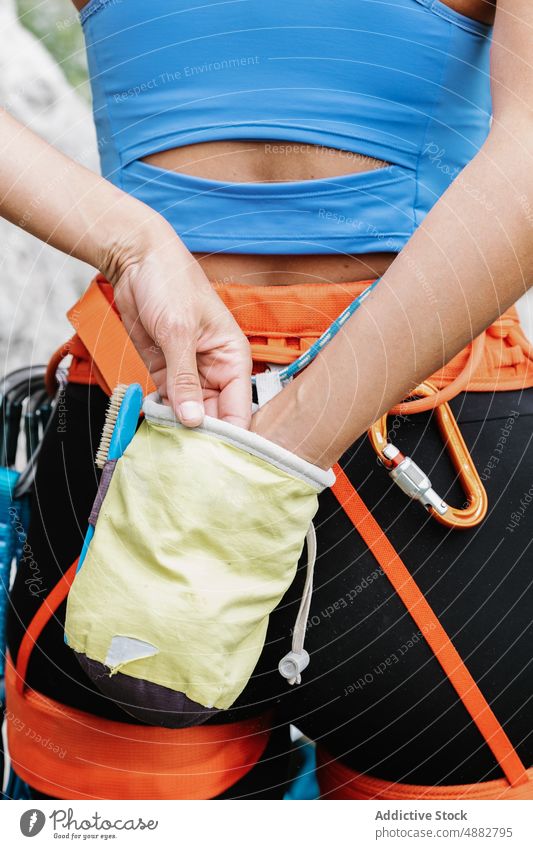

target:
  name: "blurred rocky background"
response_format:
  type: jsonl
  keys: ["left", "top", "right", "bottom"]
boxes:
{"left": 1, "top": 0, "right": 97, "bottom": 374}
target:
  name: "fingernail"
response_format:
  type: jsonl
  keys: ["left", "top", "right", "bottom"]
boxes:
{"left": 178, "top": 401, "right": 204, "bottom": 425}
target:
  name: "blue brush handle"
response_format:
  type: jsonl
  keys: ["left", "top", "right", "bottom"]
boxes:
{"left": 73, "top": 383, "right": 143, "bottom": 580}
{"left": 108, "top": 384, "right": 144, "bottom": 461}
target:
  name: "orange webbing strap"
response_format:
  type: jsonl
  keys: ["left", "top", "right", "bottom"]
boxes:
{"left": 67, "top": 278, "right": 156, "bottom": 396}
{"left": 5, "top": 654, "right": 271, "bottom": 800}
{"left": 63, "top": 277, "right": 533, "bottom": 397}
{"left": 315, "top": 748, "right": 533, "bottom": 800}
{"left": 212, "top": 278, "right": 374, "bottom": 337}
{"left": 330, "top": 464, "right": 529, "bottom": 789}
{"left": 65, "top": 276, "right": 376, "bottom": 385}
{"left": 15, "top": 559, "right": 79, "bottom": 696}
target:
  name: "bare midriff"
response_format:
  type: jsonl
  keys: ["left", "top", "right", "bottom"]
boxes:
{"left": 143, "top": 141, "right": 398, "bottom": 286}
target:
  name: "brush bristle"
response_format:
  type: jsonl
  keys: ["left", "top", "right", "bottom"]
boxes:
{"left": 95, "top": 384, "right": 129, "bottom": 469}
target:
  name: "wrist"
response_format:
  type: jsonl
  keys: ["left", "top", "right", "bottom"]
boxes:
{"left": 251, "top": 377, "right": 337, "bottom": 471}
{"left": 95, "top": 200, "right": 179, "bottom": 287}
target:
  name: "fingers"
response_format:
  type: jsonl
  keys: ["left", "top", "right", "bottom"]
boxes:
{"left": 120, "top": 315, "right": 168, "bottom": 397}
{"left": 204, "top": 395, "right": 220, "bottom": 418}
{"left": 160, "top": 328, "right": 205, "bottom": 426}
{"left": 217, "top": 369, "right": 253, "bottom": 429}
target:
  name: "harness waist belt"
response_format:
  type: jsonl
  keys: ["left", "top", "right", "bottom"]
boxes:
{"left": 5, "top": 654, "right": 271, "bottom": 800}
{"left": 53, "top": 277, "right": 533, "bottom": 397}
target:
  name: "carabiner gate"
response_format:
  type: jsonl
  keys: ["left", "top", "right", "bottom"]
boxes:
{"left": 368, "top": 381, "right": 488, "bottom": 529}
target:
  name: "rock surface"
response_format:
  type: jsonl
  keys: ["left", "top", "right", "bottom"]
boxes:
{"left": 0, "top": 0, "right": 98, "bottom": 374}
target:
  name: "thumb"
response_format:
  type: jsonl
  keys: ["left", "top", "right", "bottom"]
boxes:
{"left": 162, "top": 334, "right": 204, "bottom": 427}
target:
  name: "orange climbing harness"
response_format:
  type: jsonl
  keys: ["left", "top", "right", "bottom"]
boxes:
{"left": 48, "top": 276, "right": 533, "bottom": 533}
{"left": 10, "top": 273, "right": 533, "bottom": 801}
{"left": 49, "top": 275, "right": 533, "bottom": 401}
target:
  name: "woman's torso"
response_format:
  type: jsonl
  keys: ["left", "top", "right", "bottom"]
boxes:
{"left": 73, "top": 0, "right": 496, "bottom": 284}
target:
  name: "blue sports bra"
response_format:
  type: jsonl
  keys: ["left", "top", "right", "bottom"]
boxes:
{"left": 80, "top": 0, "right": 493, "bottom": 255}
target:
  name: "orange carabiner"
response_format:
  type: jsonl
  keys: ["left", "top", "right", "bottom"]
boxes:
{"left": 368, "top": 381, "right": 488, "bottom": 529}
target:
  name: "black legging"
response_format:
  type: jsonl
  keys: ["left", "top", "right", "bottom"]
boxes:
{"left": 6, "top": 381, "right": 533, "bottom": 795}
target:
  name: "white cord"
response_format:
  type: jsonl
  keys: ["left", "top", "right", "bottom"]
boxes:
{"left": 278, "top": 522, "right": 316, "bottom": 685}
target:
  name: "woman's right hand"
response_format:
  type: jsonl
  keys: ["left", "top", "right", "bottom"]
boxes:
{"left": 103, "top": 220, "right": 253, "bottom": 429}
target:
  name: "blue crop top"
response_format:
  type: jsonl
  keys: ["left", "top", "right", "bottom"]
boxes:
{"left": 80, "top": 0, "right": 493, "bottom": 255}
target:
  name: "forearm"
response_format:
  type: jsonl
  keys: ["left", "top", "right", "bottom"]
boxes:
{"left": 253, "top": 125, "right": 533, "bottom": 468}
{"left": 0, "top": 107, "right": 179, "bottom": 279}
{"left": 0, "top": 109, "right": 252, "bottom": 427}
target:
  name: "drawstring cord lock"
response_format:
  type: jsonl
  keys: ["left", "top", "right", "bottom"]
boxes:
{"left": 278, "top": 649, "right": 310, "bottom": 685}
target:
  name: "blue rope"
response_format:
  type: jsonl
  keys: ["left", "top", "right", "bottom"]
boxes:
{"left": 0, "top": 468, "right": 29, "bottom": 678}
{"left": 252, "top": 277, "right": 380, "bottom": 385}
{"left": 2, "top": 768, "right": 31, "bottom": 800}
